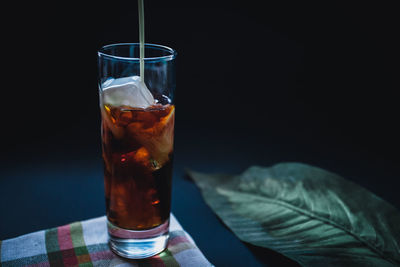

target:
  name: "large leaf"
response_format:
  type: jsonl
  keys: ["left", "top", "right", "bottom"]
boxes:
{"left": 187, "top": 163, "right": 400, "bottom": 267}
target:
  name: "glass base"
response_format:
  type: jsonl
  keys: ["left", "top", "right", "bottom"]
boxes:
{"left": 107, "top": 219, "right": 169, "bottom": 259}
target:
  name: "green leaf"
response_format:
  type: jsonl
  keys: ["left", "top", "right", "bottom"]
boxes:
{"left": 187, "top": 163, "right": 400, "bottom": 267}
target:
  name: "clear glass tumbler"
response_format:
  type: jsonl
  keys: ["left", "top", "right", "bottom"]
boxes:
{"left": 98, "top": 43, "right": 176, "bottom": 258}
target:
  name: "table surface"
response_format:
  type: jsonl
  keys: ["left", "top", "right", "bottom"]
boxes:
{"left": 0, "top": 128, "right": 399, "bottom": 267}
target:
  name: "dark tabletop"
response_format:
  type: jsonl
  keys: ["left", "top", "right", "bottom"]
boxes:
{"left": 1, "top": 126, "right": 399, "bottom": 266}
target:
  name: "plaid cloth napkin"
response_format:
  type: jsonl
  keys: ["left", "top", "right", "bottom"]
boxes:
{"left": 0, "top": 214, "right": 212, "bottom": 267}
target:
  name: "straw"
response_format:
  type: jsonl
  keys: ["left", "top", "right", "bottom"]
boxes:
{"left": 138, "top": 0, "right": 145, "bottom": 81}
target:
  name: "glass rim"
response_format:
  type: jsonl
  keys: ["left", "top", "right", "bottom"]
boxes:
{"left": 98, "top": 43, "right": 177, "bottom": 62}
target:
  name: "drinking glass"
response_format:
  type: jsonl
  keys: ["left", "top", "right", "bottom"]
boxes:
{"left": 98, "top": 43, "right": 176, "bottom": 258}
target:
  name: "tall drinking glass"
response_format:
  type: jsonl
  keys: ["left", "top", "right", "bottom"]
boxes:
{"left": 98, "top": 43, "right": 176, "bottom": 258}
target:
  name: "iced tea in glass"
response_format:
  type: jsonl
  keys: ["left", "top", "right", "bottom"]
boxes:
{"left": 98, "top": 43, "right": 176, "bottom": 258}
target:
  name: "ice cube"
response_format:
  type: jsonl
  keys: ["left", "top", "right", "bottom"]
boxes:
{"left": 126, "top": 105, "right": 175, "bottom": 166}
{"left": 102, "top": 76, "right": 155, "bottom": 108}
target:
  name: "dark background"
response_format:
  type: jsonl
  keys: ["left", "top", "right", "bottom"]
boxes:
{"left": 0, "top": 1, "right": 399, "bottom": 266}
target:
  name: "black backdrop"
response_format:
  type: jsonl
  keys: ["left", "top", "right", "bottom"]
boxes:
{"left": 2, "top": 1, "right": 398, "bottom": 157}
{"left": 1, "top": 0, "right": 399, "bottom": 249}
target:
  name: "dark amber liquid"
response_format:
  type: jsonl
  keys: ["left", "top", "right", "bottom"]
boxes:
{"left": 102, "top": 104, "right": 174, "bottom": 230}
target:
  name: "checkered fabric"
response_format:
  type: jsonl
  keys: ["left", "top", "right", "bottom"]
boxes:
{"left": 0, "top": 214, "right": 212, "bottom": 267}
